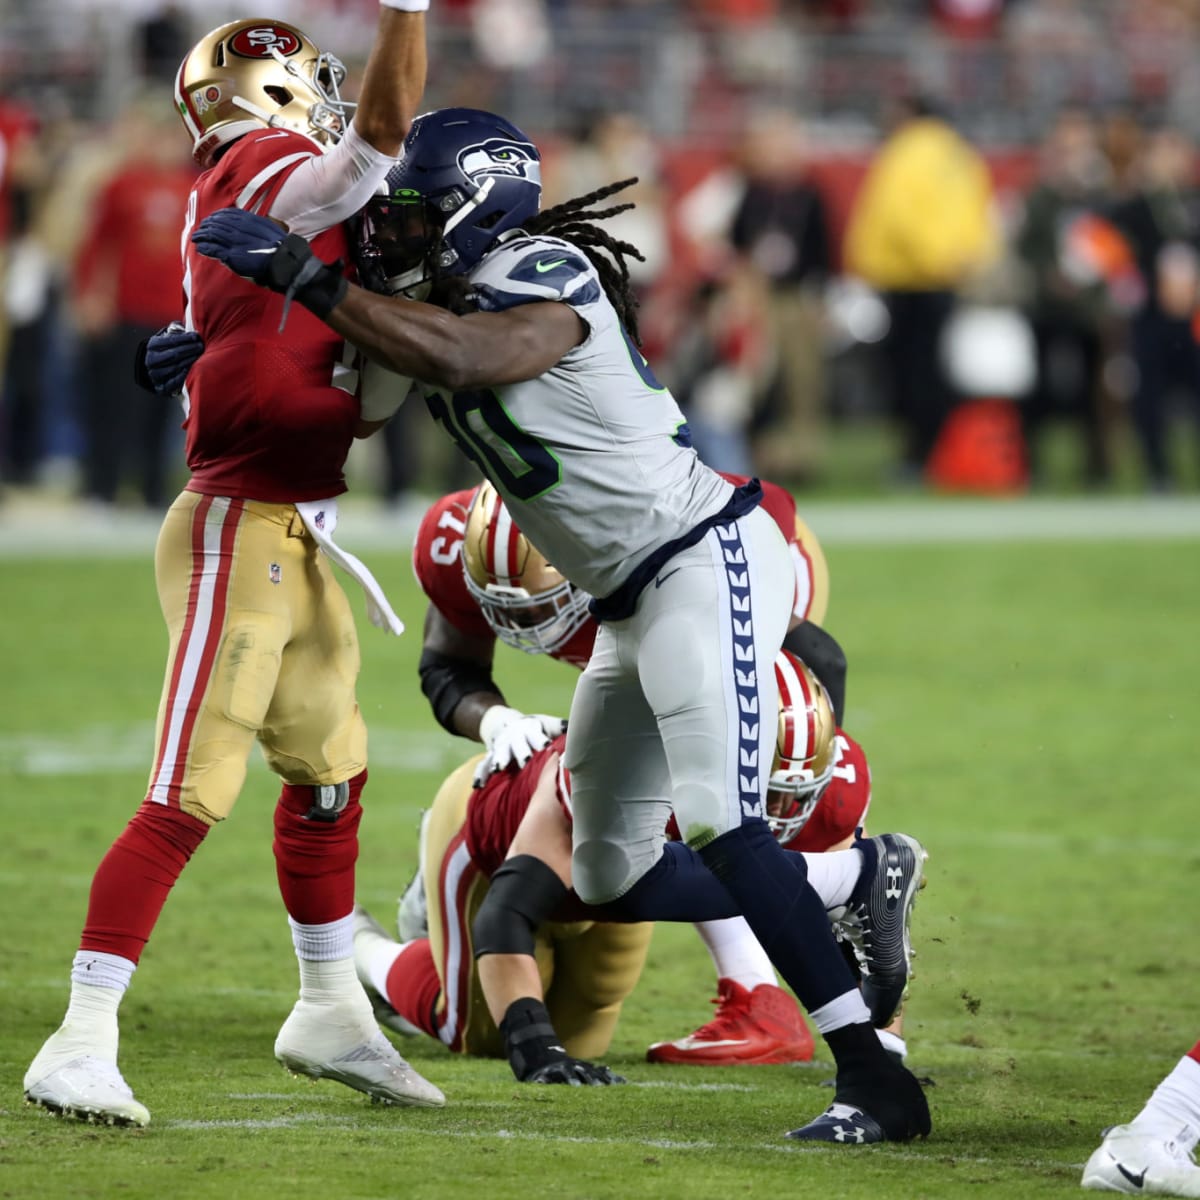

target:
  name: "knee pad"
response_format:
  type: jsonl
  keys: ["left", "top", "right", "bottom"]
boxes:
{"left": 572, "top": 839, "right": 639, "bottom": 907}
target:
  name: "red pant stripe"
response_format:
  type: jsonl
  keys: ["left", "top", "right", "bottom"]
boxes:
{"left": 148, "top": 496, "right": 242, "bottom": 806}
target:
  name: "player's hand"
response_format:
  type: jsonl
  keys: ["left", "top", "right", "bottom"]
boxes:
{"left": 141, "top": 322, "right": 204, "bottom": 395}
{"left": 524, "top": 1058, "right": 625, "bottom": 1086}
{"left": 474, "top": 705, "right": 567, "bottom": 786}
{"left": 191, "top": 207, "right": 290, "bottom": 282}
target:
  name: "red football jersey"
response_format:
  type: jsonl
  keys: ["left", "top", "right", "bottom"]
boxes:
{"left": 180, "top": 129, "right": 358, "bottom": 502}
{"left": 464, "top": 734, "right": 570, "bottom": 877}
{"left": 783, "top": 731, "right": 872, "bottom": 853}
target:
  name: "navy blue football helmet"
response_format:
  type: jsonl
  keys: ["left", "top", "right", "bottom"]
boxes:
{"left": 357, "top": 107, "right": 542, "bottom": 295}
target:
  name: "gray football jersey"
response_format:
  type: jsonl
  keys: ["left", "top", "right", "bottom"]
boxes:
{"left": 420, "top": 233, "right": 732, "bottom": 599}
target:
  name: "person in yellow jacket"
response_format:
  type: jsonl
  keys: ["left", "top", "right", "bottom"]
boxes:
{"left": 845, "top": 94, "right": 999, "bottom": 480}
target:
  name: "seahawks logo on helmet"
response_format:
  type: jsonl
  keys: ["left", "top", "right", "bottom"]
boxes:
{"left": 457, "top": 139, "right": 540, "bottom": 185}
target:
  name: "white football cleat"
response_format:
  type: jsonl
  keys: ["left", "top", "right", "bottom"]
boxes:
{"left": 24, "top": 1055, "right": 150, "bottom": 1127}
{"left": 1082, "top": 1123, "right": 1200, "bottom": 1196}
{"left": 275, "top": 998, "right": 445, "bottom": 1107}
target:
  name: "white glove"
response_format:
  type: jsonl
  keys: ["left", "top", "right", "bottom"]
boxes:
{"left": 474, "top": 705, "right": 567, "bottom": 786}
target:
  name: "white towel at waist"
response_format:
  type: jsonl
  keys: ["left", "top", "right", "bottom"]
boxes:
{"left": 294, "top": 498, "right": 404, "bottom": 636}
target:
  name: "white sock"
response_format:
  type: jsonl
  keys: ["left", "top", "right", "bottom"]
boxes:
{"left": 801, "top": 848, "right": 864, "bottom": 910}
{"left": 70, "top": 950, "right": 135, "bottom": 993}
{"left": 289, "top": 913, "right": 354, "bottom": 961}
{"left": 694, "top": 917, "right": 776, "bottom": 990}
{"left": 361, "top": 938, "right": 408, "bottom": 1001}
{"left": 1133, "top": 1054, "right": 1200, "bottom": 1143}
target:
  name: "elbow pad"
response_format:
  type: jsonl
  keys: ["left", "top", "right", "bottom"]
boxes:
{"left": 473, "top": 855, "right": 570, "bottom": 959}
{"left": 418, "top": 646, "right": 505, "bottom": 734}
{"left": 783, "top": 620, "right": 847, "bottom": 725}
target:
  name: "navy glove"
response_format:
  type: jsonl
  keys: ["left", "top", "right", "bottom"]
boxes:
{"left": 191, "top": 207, "right": 348, "bottom": 329}
{"left": 137, "top": 322, "right": 204, "bottom": 395}
{"left": 190, "top": 207, "right": 287, "bottom": 281}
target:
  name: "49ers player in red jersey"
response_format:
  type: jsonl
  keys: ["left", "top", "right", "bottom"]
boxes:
{"left": 24, "top": 9, "right": 444, "bottom": 1127}
{"left": 353, "top": 650, "right": 884, "bottom": 1085}
{"left": 407, "top": 476, "right": 874, "bottom": 1066}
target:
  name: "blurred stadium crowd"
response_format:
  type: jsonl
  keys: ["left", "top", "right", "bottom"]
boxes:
{"left": 3, "top": 0, "right": 1200, "bottom": 511}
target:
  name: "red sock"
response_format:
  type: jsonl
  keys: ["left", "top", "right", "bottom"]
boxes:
{"left": 80, "top": 801, "right": 210, "bottom": 962}
{"left": 1187, "top": 1039, "right": 1200, "bottom": 1066}
{"left": 273, "top": 770, "right": 365, "bottom": 925}
{"left": 385, "top": 940, "right": 443, "bottom": 1042}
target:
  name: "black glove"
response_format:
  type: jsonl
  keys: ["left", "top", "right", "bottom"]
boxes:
{"left": 191, "top": 207, "right": 348, "bottom": 329}
{"left": 525, "top": 1058, "right": 625, "bottom": 1087}
{"left": 500, "top": 997, "right": 625, "bottom": 1086}
{"left": 134, "top": 322, "right": 204, "bottom": 395}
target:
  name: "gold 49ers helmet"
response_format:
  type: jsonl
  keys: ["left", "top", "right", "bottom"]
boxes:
{"left": 767, "top": 648, "right": 838, "bottom": 844}
{"left": 462, "top": 482, "right": 592, "bottom": 655}
{"left": 174, "top": 18, "right": 350, "bottom": 168}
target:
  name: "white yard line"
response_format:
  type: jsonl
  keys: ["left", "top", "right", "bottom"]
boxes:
{"left": 159, "top": 1113, "right": 1082, "bottom": 1172}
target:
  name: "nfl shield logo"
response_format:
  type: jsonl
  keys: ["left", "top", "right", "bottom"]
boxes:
{"left": 314, "top": 510, "right": 326, "bottom": 530}
{"left": 269, "top": 562, "right": 282, "bottom": 585}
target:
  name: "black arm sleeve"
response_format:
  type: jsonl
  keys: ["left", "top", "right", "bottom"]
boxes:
{"left": 418, "top": 647, "right": 506, "bottom": 735}
{"left": 783, "top": 620, "right": 847, "bottom": 725}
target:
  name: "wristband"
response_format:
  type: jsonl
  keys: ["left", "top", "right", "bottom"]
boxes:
{"left": 380, "top": 0, "right": 430, "bottom": 11}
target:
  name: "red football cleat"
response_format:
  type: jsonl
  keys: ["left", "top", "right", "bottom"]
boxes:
{"left": 646, "top": 978, "right": 815, "bottom": 1065}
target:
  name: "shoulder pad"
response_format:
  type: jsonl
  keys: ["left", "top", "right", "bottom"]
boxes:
{"left": 471, "top": 235, "right": 603, "bottom": 313}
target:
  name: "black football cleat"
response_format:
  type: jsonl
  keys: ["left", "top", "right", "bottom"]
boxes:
{"left": 786, "top": 1103, "right": 887, "bottom": 1144}
{"left": 834, "top": 833, "right": 927, "bottom": 1027}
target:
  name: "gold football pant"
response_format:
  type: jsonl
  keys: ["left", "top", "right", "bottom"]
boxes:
{"left": 146, "top": 492, "right": 367, "bottom": 823}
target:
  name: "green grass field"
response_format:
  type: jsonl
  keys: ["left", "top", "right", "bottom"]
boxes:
{"left": 2, "top": 500, "right": 1198, "bottom": 1200}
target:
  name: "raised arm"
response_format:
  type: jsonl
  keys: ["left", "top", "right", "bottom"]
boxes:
{"left": 269, "top": 7, "right": 429, "bottom": 236}
{"left": 352, "top": 7, "right": 428, "bottom": 156}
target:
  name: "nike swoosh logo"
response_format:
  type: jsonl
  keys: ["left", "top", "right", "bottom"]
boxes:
{"left": 1116, "top": 1162, "right": 1147, "bottom": 1189}
{"left": 256, "top": 131, "right": 291, "bottom": 141}
{"left": 668, "top": 1038, "right": 752, "bottom": 1050}
{"left": 655, "top": 567, "right": 681, "bottom": 588}
{"left": 536, "top": 258, "right": 568, "bottom": 273}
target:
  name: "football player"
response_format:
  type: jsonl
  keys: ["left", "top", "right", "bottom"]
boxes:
{"left": 1082, "top": 1039, "right": 1200, "bottom": 1196}
{"left": 409, "top": 478, "right": 847, "bottom": 1065}
{"left": 24, "top": 10, "right": 443, "bottom": 1128}
{"left": 192, "top": 106, "right": 931, "bottom": 1143}
{"left": 354, "top": 650, "right": 896, "bottom": 1087}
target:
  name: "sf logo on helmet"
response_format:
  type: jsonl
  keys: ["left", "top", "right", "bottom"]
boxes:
{"left": 229, "top": 25, "right": 301, "bottom": 58}
{"left": 457, "top": 139, "right": 540, "bottom": 184}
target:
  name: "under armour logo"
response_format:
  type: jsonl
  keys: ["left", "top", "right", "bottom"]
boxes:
{"left": 833, "top": 1124, "right": 866, "bottom": 1143}
{"left": 886, "top": 865, "right": 903, "bottom": 901}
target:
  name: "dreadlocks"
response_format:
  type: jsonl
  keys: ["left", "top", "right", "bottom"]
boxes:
{"left": 524, "top": 178, "right": 646, "bottom": 344}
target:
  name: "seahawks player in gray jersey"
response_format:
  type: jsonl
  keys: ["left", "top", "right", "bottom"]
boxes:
{"left": 191, "top": 106, "right": 930, "bottom": 1145}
